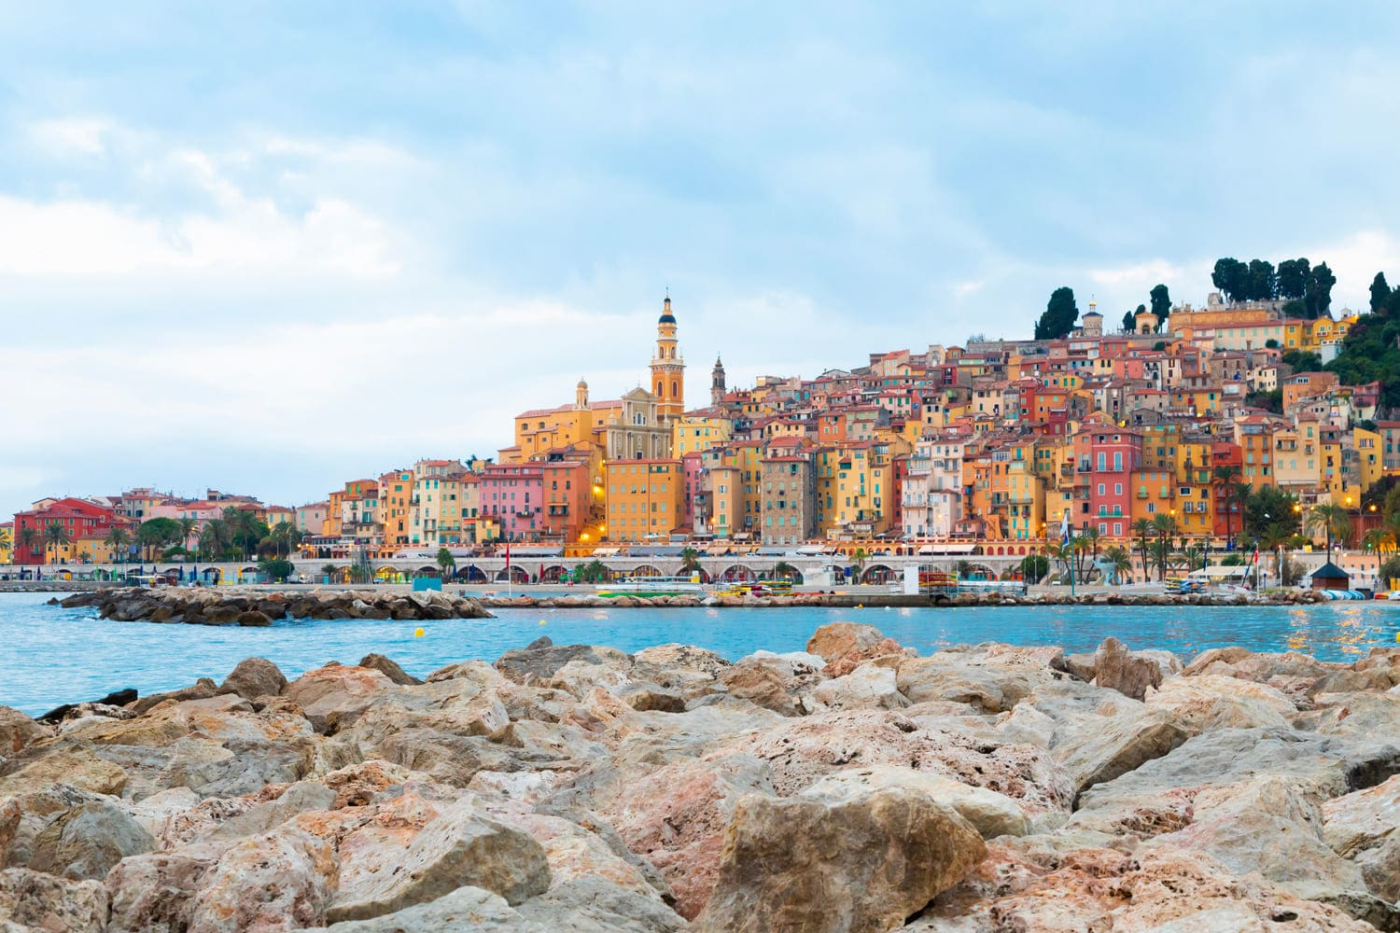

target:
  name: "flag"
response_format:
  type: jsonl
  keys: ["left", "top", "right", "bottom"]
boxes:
{"left": 505, "top": 540, "right": 511, "bottom": 569}
{"left": 1059, "top": 510, "right": 1071, "bottom": 547}
{"left": 1251, "top": 545, "right": 1259, "bottom": 566}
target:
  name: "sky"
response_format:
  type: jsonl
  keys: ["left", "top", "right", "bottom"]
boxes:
{"left": 3, "top": 1, "right": 1400, "bottom": 516}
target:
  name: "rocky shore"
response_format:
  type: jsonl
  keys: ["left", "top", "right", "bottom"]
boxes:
{"left": 3, "top": 623, "right": 1399, "bottom": 931}
{"left": 51, "top": 584, "right": 1330, "bottom": 624}
{"left": 57, "top": 588, "right": 495, "bottom": 625}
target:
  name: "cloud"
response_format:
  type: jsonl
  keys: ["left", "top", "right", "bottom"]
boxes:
{"left": 28, "top": 118, "right": 111, "bottom": 157}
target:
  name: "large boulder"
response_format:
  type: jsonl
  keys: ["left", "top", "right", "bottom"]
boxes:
{"left": 0, "top": 707, "right": 48, "bottom": 755}
{"left": 694, "top": 785, "right": 986, "bottom": 932}
{"left": 810, "top": 663, "right": 911, "bottom": 712}
{"left": 0, "top": 746, "right": 127, "bottom": 797}
{"left": 218, "top": 657, "right": 289, "bottom": 700}
{"left": 495, "top": 644, "right": 632, "bottom": 686}
{"left": 802, "top": 765, "right": 1032, "bottom": 839}
{"left": 324, "top": 886, "right": 531, "bottom": 932}
{"left": 1324, "top": 774, "right": 1400, "bottom": 903}
{"left": 106, "top": 853, "right": 216, "bottom": 933}
{"left": 28, "top": 799, "right": 154, "bottom": 881}
{"left": 1021, "top": 679, "right": 1190, "bottom": 797}
{"left": 283, "top": 665, "right": 397, "bottom": 733}
{"left": 517, "top": 877, "right": 688, "bottom": 932}
{"left": 187, "top": 826, "right": 336, "bottom": 933}
{"left": 602, "top": 753, "right": 775, "bottom": 919}
{"left": 1146, "top": 674, "right": 1295, "bottom": 736}
{"left": 0, "top": 867, "right": 109, "bottom": 932}
{"left": 357, "top": 653, "right": 423, "bottom": 686}
{"left": 1093, "top": 636, "right": 1163, "bottom": 700}
{"left": 326, "top": 800, "right": 550, "bottom": 923}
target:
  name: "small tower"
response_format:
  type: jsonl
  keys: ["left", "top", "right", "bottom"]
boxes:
{"left": 650, "top": 293, "right": 685, "bottom": 423}
{"left": 711, "top": 355, "right": 726, "bottom": 407}
{"left": 575, "top": 377, "right": 589, "bottom": 410}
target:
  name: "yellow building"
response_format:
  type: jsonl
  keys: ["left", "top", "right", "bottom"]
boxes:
{"left": 511, "top": 380, "right": 624, "bottom": 463}
{"left": 673, "top": 416, "right": 733, "bottom": 456}
{"left": 380, "top": 470, "right": 415, "bottom": 549}
{"left": 1355, "top": 427, "right": 1384, "bottom": 492}
{"left": 604, "top": 459, "right": 684, "bottom": 543}
{"left": 817, "top": 441, "right": 899, "bottom": 538}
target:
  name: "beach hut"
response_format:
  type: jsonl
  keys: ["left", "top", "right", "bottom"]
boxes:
{"left": 1309, "top": 562, "right": 1350, "bottom": 591}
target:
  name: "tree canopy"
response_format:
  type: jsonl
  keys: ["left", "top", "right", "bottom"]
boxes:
{"left": 1149, "top": 284, "right": 1170, "bottom": 322}
{"left": 1277, "top": 258, "right": 1310, "bottom": 300}
{"left": 1034, "top": 287, "right": 1079, "bottom": 340}
{"left": 1370, "top": 271, "right": 1392, "bottom": 313}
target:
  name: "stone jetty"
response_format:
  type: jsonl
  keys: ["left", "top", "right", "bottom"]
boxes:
{"left": 54, "top": 584, "right": 1328, "bottom": 625}
{"left": 57, "top": 588, "right": 494, "bottom": 625}
{"left": 4, "top": 624, "right": 1400, "bottom": 930}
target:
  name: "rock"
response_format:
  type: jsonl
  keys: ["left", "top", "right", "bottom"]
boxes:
{"left": 806, "top": 621, "right": 888, "bottom": 663}
{"left": 283, "top": 664, "right": 397, "bottom": 733}
{"left": 811, "top": 663, "right": 911, "bottom": 711}
{"left": 1093, "top": 636, "right": 1163, "bottom": 700}
{"left": 694, "top": 785, "right": 986, "bottom": 932}
{"left": 0, "top": 708, "right": 46, "bottom": 755}
{"left": 106, "top": 853, "right": 215, "bottom": 933}
{"left": 495, "top": 644, "right": 632, "bottom": 685}
{"left": 602, "top": 753, "right": 775, "bottom": 919}
{"left": 29, "top": 799, "right": 154, "bottom": 881}
{"left": 218, "top": 657, "right": 288, "bottom": 700}
{"left": 324, "top": 886, "right": 533, "bottom": 932}
{"left": 128, "top": 678, "right": 219, "bottom": 715}
{"left": 0, "top": 867, "right": 108, "bottom": 932}
{"left": 1146, "top": 674, "right": 1295, "bottom": 736}
{"left": 1324, "top": 774, "right": 1400, "bottom": 902}
{"left": 358, "top": 653, "right": 423, "bottom": 686}
{"left": 615, "top": 683, "right": 686, "bottom": 713}
{"left": 188, "top": 826, "right": 336, "bottom": 933}
{"left": 1024, "top": 680, "right": 1190, "bottom": 796}
{"left": 0, "top": 747, "right": 127, "bottom": 797}
{"left": 718, "top": 659, "right": 803, "bottom": 715}
{"left": 326, "top": 800, "right": 550, "bottom": 923}
{"left": 236, "top": 610, "right": 273, "bottom": 627}
{"left": 517, "top": 877, "right": 687, "bottom": 932}
{"left": 633, "top": 644, "right": 730, "bottom": 677}
{"left": 803, "top": 765, "right": 1032, "bottom": 838}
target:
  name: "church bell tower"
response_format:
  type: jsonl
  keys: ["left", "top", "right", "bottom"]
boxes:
{"left": 711, "top": 355, "right": 726, "bottom": 407}
{"left": 650, "top": 293, "right": 685, "bottom": 423}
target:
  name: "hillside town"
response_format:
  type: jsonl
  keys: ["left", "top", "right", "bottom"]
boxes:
{"left": 4, "top": 286, "right": 1399, "bottom": 576}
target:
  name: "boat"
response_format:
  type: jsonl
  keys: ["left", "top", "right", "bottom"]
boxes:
{"left": 595, "top": 576, "right": 706, "bottom": 598}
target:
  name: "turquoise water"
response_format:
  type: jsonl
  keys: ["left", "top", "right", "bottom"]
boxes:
{"left": 2, "top": 593, "right": 1397, "bottom": 716}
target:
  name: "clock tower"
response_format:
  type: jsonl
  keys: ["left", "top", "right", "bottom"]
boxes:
{"left": 650, "top": 293, "right": 685, "bottom": 423}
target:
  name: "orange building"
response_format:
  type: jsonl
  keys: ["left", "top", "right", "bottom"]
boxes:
{"left": 604, "top": 459, "right": 685, "bottom": 544}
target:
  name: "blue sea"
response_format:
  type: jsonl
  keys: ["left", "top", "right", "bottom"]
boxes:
{"left": 2, "top": 593, "right": 1396, "bottom": 716}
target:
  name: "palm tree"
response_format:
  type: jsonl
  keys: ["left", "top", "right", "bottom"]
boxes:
{"left": 1131, "top": 518, "right": 1153, "bottom": 581}
{"left": 851, "top": 547, "right": 869, "bottom": 581}
{"left": 1100, "top": 545, "right": 1132, "bottom": 585}
{"left": 17, "top": 526, "right": 40, "bottom": 564}
{"left": 679, "top": 547, "right": 702, "bottom": 578}
{"left": 44, "top": 521, "right": 71, "bottom": 565}
{"left": 1363, "top": 527, "right": 1397, "bottom": 554}
{"left": 176, "top": 518, "right": 198, "bottom": 554}
{"left": 436, "top": 547, "right": 456, "bottom": 581}
{"left": 1148, "top": 537, "right": 1173, "bottom": 581}
{"left": 1228, "top": 481, "right": 1252, "bottom": 547}
{"left": 1307, "top": 504, "right": 1352, "bottom": 564}
{"left": 104, "top": 526, "right": 132, "bottom": 568}
{"left": 0, "top": 527, "right": 10, "bottom": 564}
{"left": 1212, "top": 465, "right": 1242, "bottom": 541}
{"left": 1260, "top": 522, "right": 1292, "bottom": 585}
{"left": 771, "top": 560, "right": 797, "bottom": 582}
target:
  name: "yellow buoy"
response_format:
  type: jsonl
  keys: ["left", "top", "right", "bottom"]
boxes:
{"left": 856, "top": 603, "right": 864, "bottom": 609}
{"left": 539, "top": 619, "right": 547, "bottom": 625}
{"left": 414, "top": 627, "right": 425, "bottom": 638}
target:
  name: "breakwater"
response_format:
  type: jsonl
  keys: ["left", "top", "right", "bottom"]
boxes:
{"left": 2, "top": 622, "right": 1398, "bottom": 930}
{"left": 53, "top": 584, "right": 1330, "bottom": 624}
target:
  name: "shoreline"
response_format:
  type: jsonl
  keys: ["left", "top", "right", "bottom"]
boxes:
{"left": 24, "top": 581, "right": 1345, "bottom": 613}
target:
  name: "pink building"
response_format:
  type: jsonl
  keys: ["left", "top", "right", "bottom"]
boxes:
{"left": 1073, "top": 422, "right": 1143, "bottom": 539}
{"left": 681, "top": 451, "right": 705, "bottom": 531}
{"left": 149, "top": 499, "right": 227, "bottom": 549}
{"left": 296, "top": 502, "right": 328, "bottom": 536}
{"left": 478, "top": 464, "right": 544, "bottom": 542}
